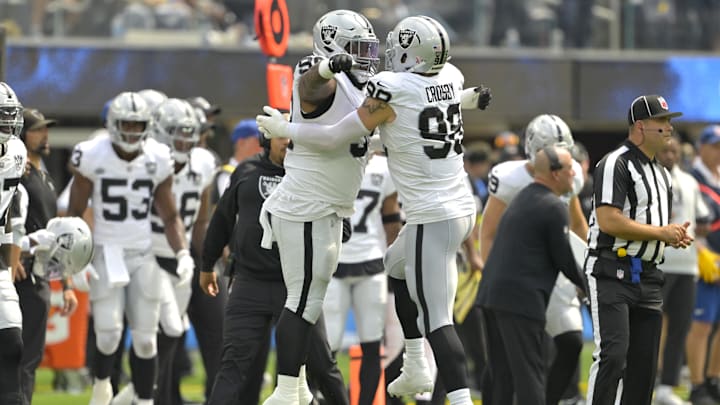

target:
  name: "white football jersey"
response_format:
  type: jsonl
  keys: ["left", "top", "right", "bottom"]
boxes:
{"left": 72, "top": 135, "right": 174, "bottom": 250}
{"left": 150, "top": 147, "right": 217, "bottom": 258}
{"left": 488, "top": 159, "right": 585, "bottom": 205}
{"left": 0, "top": 138, "right": 27, "bottom": 242}
{"left": 369, "top": 63, "right": 475, "bottom": 224}
{"left": 340, "top": 155, "right": 395, "bottom": 264}
{"left": 263, "top": 55, "right": 369, "bottom": 222}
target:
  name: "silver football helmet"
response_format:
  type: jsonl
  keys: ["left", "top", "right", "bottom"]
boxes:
{"left": 152, "top": 98, "right": 200, "bottom": 163}
{"left": 138, "top": 88, "right": 168, "bottom": 111}
{"left": 36, "top": 217, "right": 94, "bottom": 279}
{"left": 106, "top": 92, "right": 152, "bottom": 153}
{"left": 524, "top": 114, "right": 574, "bottom": 161}
{"left": 385, "top": 16, "right": 450, "bottom": 74}
{"left": 312, "top": 9, "right": 379, "bottom": 83}
{"left": 0, "top": 82, "right": 23, "bottom": 143}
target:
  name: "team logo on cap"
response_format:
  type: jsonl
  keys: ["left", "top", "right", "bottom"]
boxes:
{"left": 658, "top": 96, "right": 669, "bottom": 110}
{"left": 258, "top": 175, "right": 282, "bottom": 199}
{"left": 399, "top": 29, "right": 416, "bottom": 49}
{"left": 321, "top": 25, "right": 337, "bottom": 45}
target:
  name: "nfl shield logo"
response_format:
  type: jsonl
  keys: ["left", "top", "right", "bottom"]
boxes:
{"left": 258, "top": 175, "right": 282, "bottom": 199}
{"left": 321, "top": 25, "right": 337, "bottom": 45}
{"left": 145, "top": 161, "right": 157, "bottom": 175}
{"left": 616, "top": 268, "right": 624, "bottom": 280}
{"left": 371, "top": 173, "right": 383, "bottom": 187}
{"left": 658, "top": 96, "right": 669, "bottom": 110}
{"left": 399, "top": 29, "right": 416, "bottom": 49}
{"left": 13, "top": 155, "right": 23, "bottom": 172}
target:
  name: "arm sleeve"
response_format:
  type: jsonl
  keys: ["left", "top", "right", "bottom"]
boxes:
{"left": 286, "top": 110, "right": 372, "bottom": 151}
{"left": 201, "top": 167, "right": 243, "bottom": 272}
{"left": 594, "top": 154, "right": 631, "bottom": 209}
{"left": 547, "top": 201, "right": 586, "bottom": 291}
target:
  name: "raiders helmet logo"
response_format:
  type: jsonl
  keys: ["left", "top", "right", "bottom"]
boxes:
{"left": 321, "top": 25, "right": 338, "bottom": 45}
{"left": 258, "top": 175, "right": 282, "bottom": 200}
{"left": 398, "top": 29, "right": 416, "bottom": 49}
{"left": 57, "top": 233, "right": 74, "bottom": 250}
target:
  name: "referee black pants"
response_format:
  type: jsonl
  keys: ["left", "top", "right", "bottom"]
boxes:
{"left": 586, "top": 270, "right": 663, "bottom": 405}
{"left": 16, "top": 276, "right": 50, "bottom": 405}
{"left": 208, "top": 274, "right": 348, "bottom": 405}
{"left": 481, "top": 308, "right": 547, "bottom": 405}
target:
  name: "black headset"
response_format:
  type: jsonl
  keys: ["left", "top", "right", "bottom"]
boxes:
{"left": 542, "top": 146, "right": 563, "bottom": 171}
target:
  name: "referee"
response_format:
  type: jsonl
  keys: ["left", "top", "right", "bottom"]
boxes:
{"left": 585, "top": 95, "right": 692, "bottom": 405}
{"left": 199, "top": 133, "right": 349, "bottom": 405}
{"left": 10, "top": 108, "right": 77, "bottom": 405}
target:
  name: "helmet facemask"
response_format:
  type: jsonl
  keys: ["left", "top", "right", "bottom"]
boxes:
{"left": 168, "top": 124, "right": 200, "bottom": 163}
{"left": 342, "top": 37, "right": 380, "bottom": 84}
{"left": 112, "top": 119, "right": 150, "bottom": 153}
{"left": 0, "top": 106, "right": 23, "bottom": 142}
{"left": 107, "top": 92, "right": 152, "bottom": 154}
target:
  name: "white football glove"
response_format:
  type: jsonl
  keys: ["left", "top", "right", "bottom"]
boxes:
{"left": 71, "top": 264, "right": 99, "bottom": 292}
{"left": 27, "top": 229, "right": 56, "bottom": 253}
{"left": 256, "top": 106, "right": 289, "bottom": 139}
{"left": 175, "top": 249, "right": 195, "bottom": 287}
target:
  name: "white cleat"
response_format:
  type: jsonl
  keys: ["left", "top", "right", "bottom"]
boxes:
{"left": 110, "top": 383, "right": 134, "bottom": 405}
{"left": 89, "top": 378, "right": 114, "bottom": 405}
{"left": 387, "top": 355, "right": 434, "bottom": 397}
{"left": 654, "top": 386, "right": 691, "bottom": 405}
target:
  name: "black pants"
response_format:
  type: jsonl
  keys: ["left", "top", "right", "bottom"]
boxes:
{"left": 16, "top": 276, "right": 50, "bottom": 405}
{"left": 660, "top": 273, "right": 696, "bottom": 386}
{"left": 481, "top": 308, "right": 547, "bottom": 405}
{"left": 186, "top": 258, "right": 227, "bottom": 400}
{"left": 586, "top": 273, "right": 663, "bottom": 405}
{"left": 208, "top": 274, "right": 348, "bottom": 405}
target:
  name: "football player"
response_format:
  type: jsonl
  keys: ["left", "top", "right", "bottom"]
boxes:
{"left": 257, "top": 9, "right": 380, "bottom": 405}
{"left": 480, "top": 114, "right": 588, "bottom": 405}
{"left": 0, "top": 82, "right": 28, "bottom": 405}
{"left": 258, "top": 15, "right": 491, "bottom": 405}
{"left": 112, "top": 98, "right": 217, "bottom": 405}
{"left": 322, "top": 146, "right": 402, "bottom": 405}
{"left": 68, "top": 92, "right": 194, "bottom": 405}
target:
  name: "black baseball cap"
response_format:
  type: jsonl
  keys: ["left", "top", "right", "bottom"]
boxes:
{"left": 22, "top": 108, "right": 57, "bottom": 132}
{"left": 627, "top": 95, "right": 682, "bottom": 125}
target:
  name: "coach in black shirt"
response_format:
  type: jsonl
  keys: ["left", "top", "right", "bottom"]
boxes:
{"left": 584, "top": 95, "right": 692, "bottom": 405}
{"left": 477, "top": 146, "right": 586, "bottom": 405}
{"left": 199, "top": 134, "right": 349, "bottom": 405}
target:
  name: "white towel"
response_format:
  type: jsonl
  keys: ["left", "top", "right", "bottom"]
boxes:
{"left": 259, "top": 207, "right": 275, "bottom": 250}
{"left": 103, "top": 245, "right": 130, "bottom": 287}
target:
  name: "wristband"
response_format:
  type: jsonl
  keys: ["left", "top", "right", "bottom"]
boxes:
{"left": 20, "top": 235, "right": 30, "bottom": 252}
{"left": 318, "top": 59, "right": 335, "bottom": 80}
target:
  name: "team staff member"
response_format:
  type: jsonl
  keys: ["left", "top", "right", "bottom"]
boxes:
{"left": 585, "top": 95, "right": 692, "bottom": 405}
{"left": 477, "top": 146, "right": 586, "bottom": 405}
{"left": 199, "top": 133, "right": 349, "bottom": 405}
{"left": 10, "top": 108, "right": 78, "bottom": 405}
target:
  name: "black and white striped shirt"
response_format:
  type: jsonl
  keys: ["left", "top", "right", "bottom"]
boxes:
{"left": 587, "top": 140, "right": 672, "bottom": 264}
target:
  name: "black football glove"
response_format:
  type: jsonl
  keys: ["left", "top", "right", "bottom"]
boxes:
{"left": 475, "top": 85, "right": 492, "bottom": 110}
{"left": 328, "top": 53, "right": 354, "bottom": 74}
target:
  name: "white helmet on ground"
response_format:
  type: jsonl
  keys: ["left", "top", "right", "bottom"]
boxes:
{"left": 385, "top": 16, "right": 450, "bottom": 74}
{"left": 0, "top": 82, "right": 23, "bottom": 143}
{"left": 524, "top": 114, "right": 574, "bottom": 161}
{"left": 152, "top": 98, "right": 200, "bottom": 164}
{"left": 106, "top": 92, "right": 152, "bottom": 153}
{"left": 312, "top": 9, "right": 380, "bottom": 83}
{"left": 35, "top": 217, "right": 94, "bottom": 279}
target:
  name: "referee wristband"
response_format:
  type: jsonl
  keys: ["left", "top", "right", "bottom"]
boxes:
{"left": 318, "top": 59, "right": 335, "bottom": 80}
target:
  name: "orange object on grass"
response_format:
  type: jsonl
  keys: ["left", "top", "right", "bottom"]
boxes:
{"left": 349, "top": 344, "right": 386, "bottom": 405}
{"left": 40, "top": 280, "right": 89, "bottom": 369}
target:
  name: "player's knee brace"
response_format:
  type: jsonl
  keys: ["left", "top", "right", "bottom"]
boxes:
{"left": 95, "top": 329, "right": 123, "bottom": 355}
{"left": 131, "top": 330, "right": 157, "bottom": 359}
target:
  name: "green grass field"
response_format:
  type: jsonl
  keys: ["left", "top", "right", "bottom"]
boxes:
{"left": 28, "top": 343, "right": 689, "bottom": 404}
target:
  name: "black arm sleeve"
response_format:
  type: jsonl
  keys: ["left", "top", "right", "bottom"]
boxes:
{"left": 548, "top": 201, "right": 587, "bottom": 292}
{"left": 201, "top": 171, "right": 242, "bottom": 273}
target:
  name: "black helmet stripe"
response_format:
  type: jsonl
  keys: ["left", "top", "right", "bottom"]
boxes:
{"left": 421, "top": 16, "right": 447, "bottom": 66}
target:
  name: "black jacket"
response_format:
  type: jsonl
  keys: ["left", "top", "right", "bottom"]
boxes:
{"left": 201, "top": 152, "right": 284, "bottom": 281}
{"left": 476, "top": 182, "right": 586, "bottom": 321}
